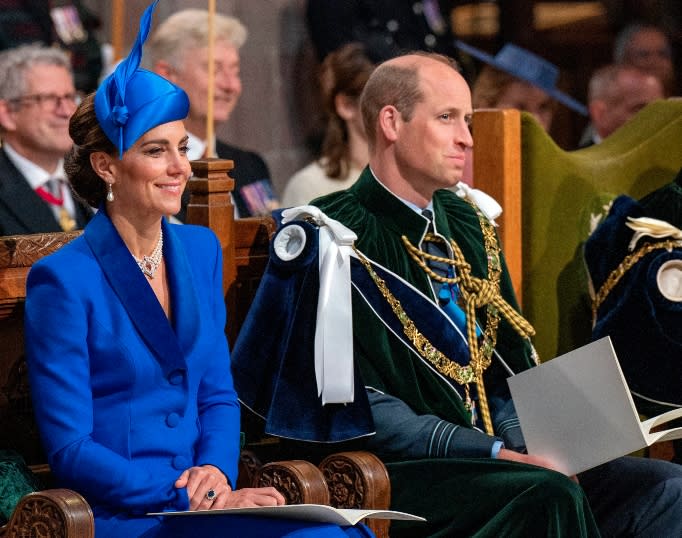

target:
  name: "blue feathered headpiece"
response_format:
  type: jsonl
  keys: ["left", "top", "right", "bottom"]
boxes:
{"left": 95, "top": 0, "right": 189, "bottom": 157}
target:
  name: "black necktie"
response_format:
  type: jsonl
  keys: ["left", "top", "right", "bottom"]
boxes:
{"left": 421, "top": 209, "right": 450, "bottom": 280}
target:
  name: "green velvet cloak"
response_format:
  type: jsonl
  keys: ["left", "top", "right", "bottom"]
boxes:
{"left": 312, "top": 168, "right": 599, "bottom": 537}
{"left": 314, "top": 168, "right": 535, "bottom": 428}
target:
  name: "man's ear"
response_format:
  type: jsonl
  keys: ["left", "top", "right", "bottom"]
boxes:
{"left": 0, "top": 100, "right": 18, "bottom": 132}
{"left": 153, "top": 60, "right": 174, "bottom": 81}
{"left": 90, "top": 151, "right": 116, "bottom": 183}
{"left": 377, "top": 105, "right": 401, "bottom": 143}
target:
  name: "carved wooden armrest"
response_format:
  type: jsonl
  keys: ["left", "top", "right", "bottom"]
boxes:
{"left": 3, "top": 488, "right": 94, "bottom": 538}
{"left": 237, "top": 448, "right": 264, "bottom": 490}
{"left": 254, "top": 460, "right": 330, "bottom": 505}
{"left": 319, "top": 451, "right": 391, "bottom": 538}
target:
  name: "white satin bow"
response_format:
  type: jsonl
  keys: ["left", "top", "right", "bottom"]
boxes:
{"left": 454, "top": 182, "right": 503, "bottom": 225}
{"left": 281, "top": 206, "right": 357, "bottom": 404}
{"left": 626, "top": 216, "right": 682, "bottom": 251}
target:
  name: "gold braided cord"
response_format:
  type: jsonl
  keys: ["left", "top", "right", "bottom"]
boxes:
{"left": 403, "top": 204, "right": 535, "bottom": 434}
{"left": 592, "top": 239, "right": 682, "bottom": 321}
{"left": 402, "top": 235, "right": 535, "bottom": 340}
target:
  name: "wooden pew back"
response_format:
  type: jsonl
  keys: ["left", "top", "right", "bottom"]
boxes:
{"left": 0, "top": 231, "right": 81, "bottom": 470}
{"left": 185, "top": 159, "right": 276, "bottom": 346}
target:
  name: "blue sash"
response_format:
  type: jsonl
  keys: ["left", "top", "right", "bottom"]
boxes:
{"left": 350, "top": 254, "right": 477, "bottom": 407}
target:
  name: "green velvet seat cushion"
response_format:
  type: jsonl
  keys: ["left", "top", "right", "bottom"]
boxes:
{"left": 0, "top": 449, "right": 42, "bottom": 524}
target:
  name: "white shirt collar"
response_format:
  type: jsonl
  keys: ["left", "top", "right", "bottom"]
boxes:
{"left": 367, "top": 165, "right": 434, "bottom": 216}
{"left": 3, "top": 142, "right": 65, "bottom": 190}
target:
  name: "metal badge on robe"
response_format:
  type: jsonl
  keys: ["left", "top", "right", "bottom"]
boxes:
{"left": 231, "top": 207, "right": 373, "bottom": 443}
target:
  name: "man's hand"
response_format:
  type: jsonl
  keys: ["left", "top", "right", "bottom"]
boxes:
{"left": 497, "top": 448, "right": 579, "bottom": 482}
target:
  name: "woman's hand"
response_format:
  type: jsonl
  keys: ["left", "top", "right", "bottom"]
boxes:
{"left": 175, "top": 464, "right": 230, "bottom": 511}
{"left": 219, "top": 486, "right": 286, "bottom": 509}
{"left": 175, "top": 464, "right": 286, "bottom": 510}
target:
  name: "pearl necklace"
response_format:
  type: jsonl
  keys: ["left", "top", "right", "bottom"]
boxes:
{"left": 133, "top": 229, "right": 163, "bottom": 278}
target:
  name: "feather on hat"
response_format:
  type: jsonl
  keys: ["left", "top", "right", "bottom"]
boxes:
{"left": 95, "top": 0, "right": 189, "bottom": 157}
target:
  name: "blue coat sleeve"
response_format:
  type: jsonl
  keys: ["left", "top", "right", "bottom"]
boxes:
{"left": 193, "top": 235, "right": 241, "bottom": 486}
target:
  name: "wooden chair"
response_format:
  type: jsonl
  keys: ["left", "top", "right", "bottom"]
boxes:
{"left": 0, "top": 231, "right": 94, "bottom": 537}
{"left": 472, "top": 99, "right": 682, "bottom": 361}
{"left": 0, "top": 159, "right": 390, "bottom": 538}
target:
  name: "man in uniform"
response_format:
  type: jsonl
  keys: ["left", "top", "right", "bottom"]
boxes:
{"left": 308, "top": 52, "right": 682, "bottom": 536}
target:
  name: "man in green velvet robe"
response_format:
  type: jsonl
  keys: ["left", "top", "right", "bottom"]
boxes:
{"left": 311, "top": 52, "right": 682, "bottom": 537}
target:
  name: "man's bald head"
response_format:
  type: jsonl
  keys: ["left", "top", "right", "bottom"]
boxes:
{"left": 360, "top": 52, "right": 461, "bottom": 149}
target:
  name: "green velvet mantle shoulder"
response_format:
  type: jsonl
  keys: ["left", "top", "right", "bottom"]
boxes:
{"left": 313, "top": 168, "right": 534, "bottom": 427}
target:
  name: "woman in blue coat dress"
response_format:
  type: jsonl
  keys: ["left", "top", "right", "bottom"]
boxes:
{"left": 24, "top": 3, "right": 373, "bottom": 538}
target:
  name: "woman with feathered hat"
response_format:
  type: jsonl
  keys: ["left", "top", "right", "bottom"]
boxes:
{"left": 23, "top": 2, "right": 374, "bottom": 537}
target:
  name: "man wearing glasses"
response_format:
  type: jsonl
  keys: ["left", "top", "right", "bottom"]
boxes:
{"left": 0, "top": 44, "right": 92, "bottom": 235}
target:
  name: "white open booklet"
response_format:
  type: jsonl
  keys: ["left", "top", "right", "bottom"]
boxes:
{"left": 507, "top": 336, "right": 682, "bottom": 476}
{"left": 148, "top": 504, "right": 426, "bottom": 526}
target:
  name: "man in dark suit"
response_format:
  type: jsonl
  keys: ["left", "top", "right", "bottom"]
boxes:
{"left": 145, "top": 9, "right": 277, "bottom": 219}
{"left": 0, "top": 44, "right": 92, "bottom": 236}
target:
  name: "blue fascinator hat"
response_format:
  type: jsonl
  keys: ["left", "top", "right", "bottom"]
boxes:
{"left": 95, "top": 0, "right": 189, "bottom": 157}
{"left": 455, "top": 40, "right": 588, "bottom": 116}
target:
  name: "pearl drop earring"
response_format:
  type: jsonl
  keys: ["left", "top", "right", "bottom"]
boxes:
{"left": 106, "top": 182, "right": 114, "bottom": 202}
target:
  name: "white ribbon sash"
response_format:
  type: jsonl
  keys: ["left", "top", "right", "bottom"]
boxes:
{"left": 626, "top": 216, "right": 682, "bottom": 251}
{"left": 281, "top": 206, "right": 357, "bottom": 404}
{"left": 454, "top": 181, "right": 502, "bottom": 225}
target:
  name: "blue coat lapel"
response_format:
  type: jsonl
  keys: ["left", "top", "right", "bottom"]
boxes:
{"left": 163, "top": 219, "right": 201, "bottom": 358}
{"left": 84, "top": 211, "right": 199, "bottom": 376}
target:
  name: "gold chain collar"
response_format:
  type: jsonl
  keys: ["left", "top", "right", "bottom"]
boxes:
{"left": 352, "top": 203, "right": 536, "bottom": 434}
{"left": 353, "top": 246, "right": 477, "bottom": 386}
{"left": 403, "top": 205, "right": 535, "bottom": 368}
{"left": 353, "top": 246, "right": 479, "bottom": 428}
{"left": 403, "top": 205, "right": 533, "bottom": 433}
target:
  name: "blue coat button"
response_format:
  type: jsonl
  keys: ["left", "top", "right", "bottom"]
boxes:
{"left": 168, "top": 370, "right": 185, "bottom": 385}
{"left": 166, "top": 412, "right": 180, "bottom": 427}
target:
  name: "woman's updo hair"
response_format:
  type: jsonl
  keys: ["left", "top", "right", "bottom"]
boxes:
{"left": 64, "top": 92, "right": 117, "bottom": 207}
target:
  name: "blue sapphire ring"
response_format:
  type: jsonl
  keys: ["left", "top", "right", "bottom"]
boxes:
{"left": 205, "top": 489, "right": 217, "bottom": 502}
